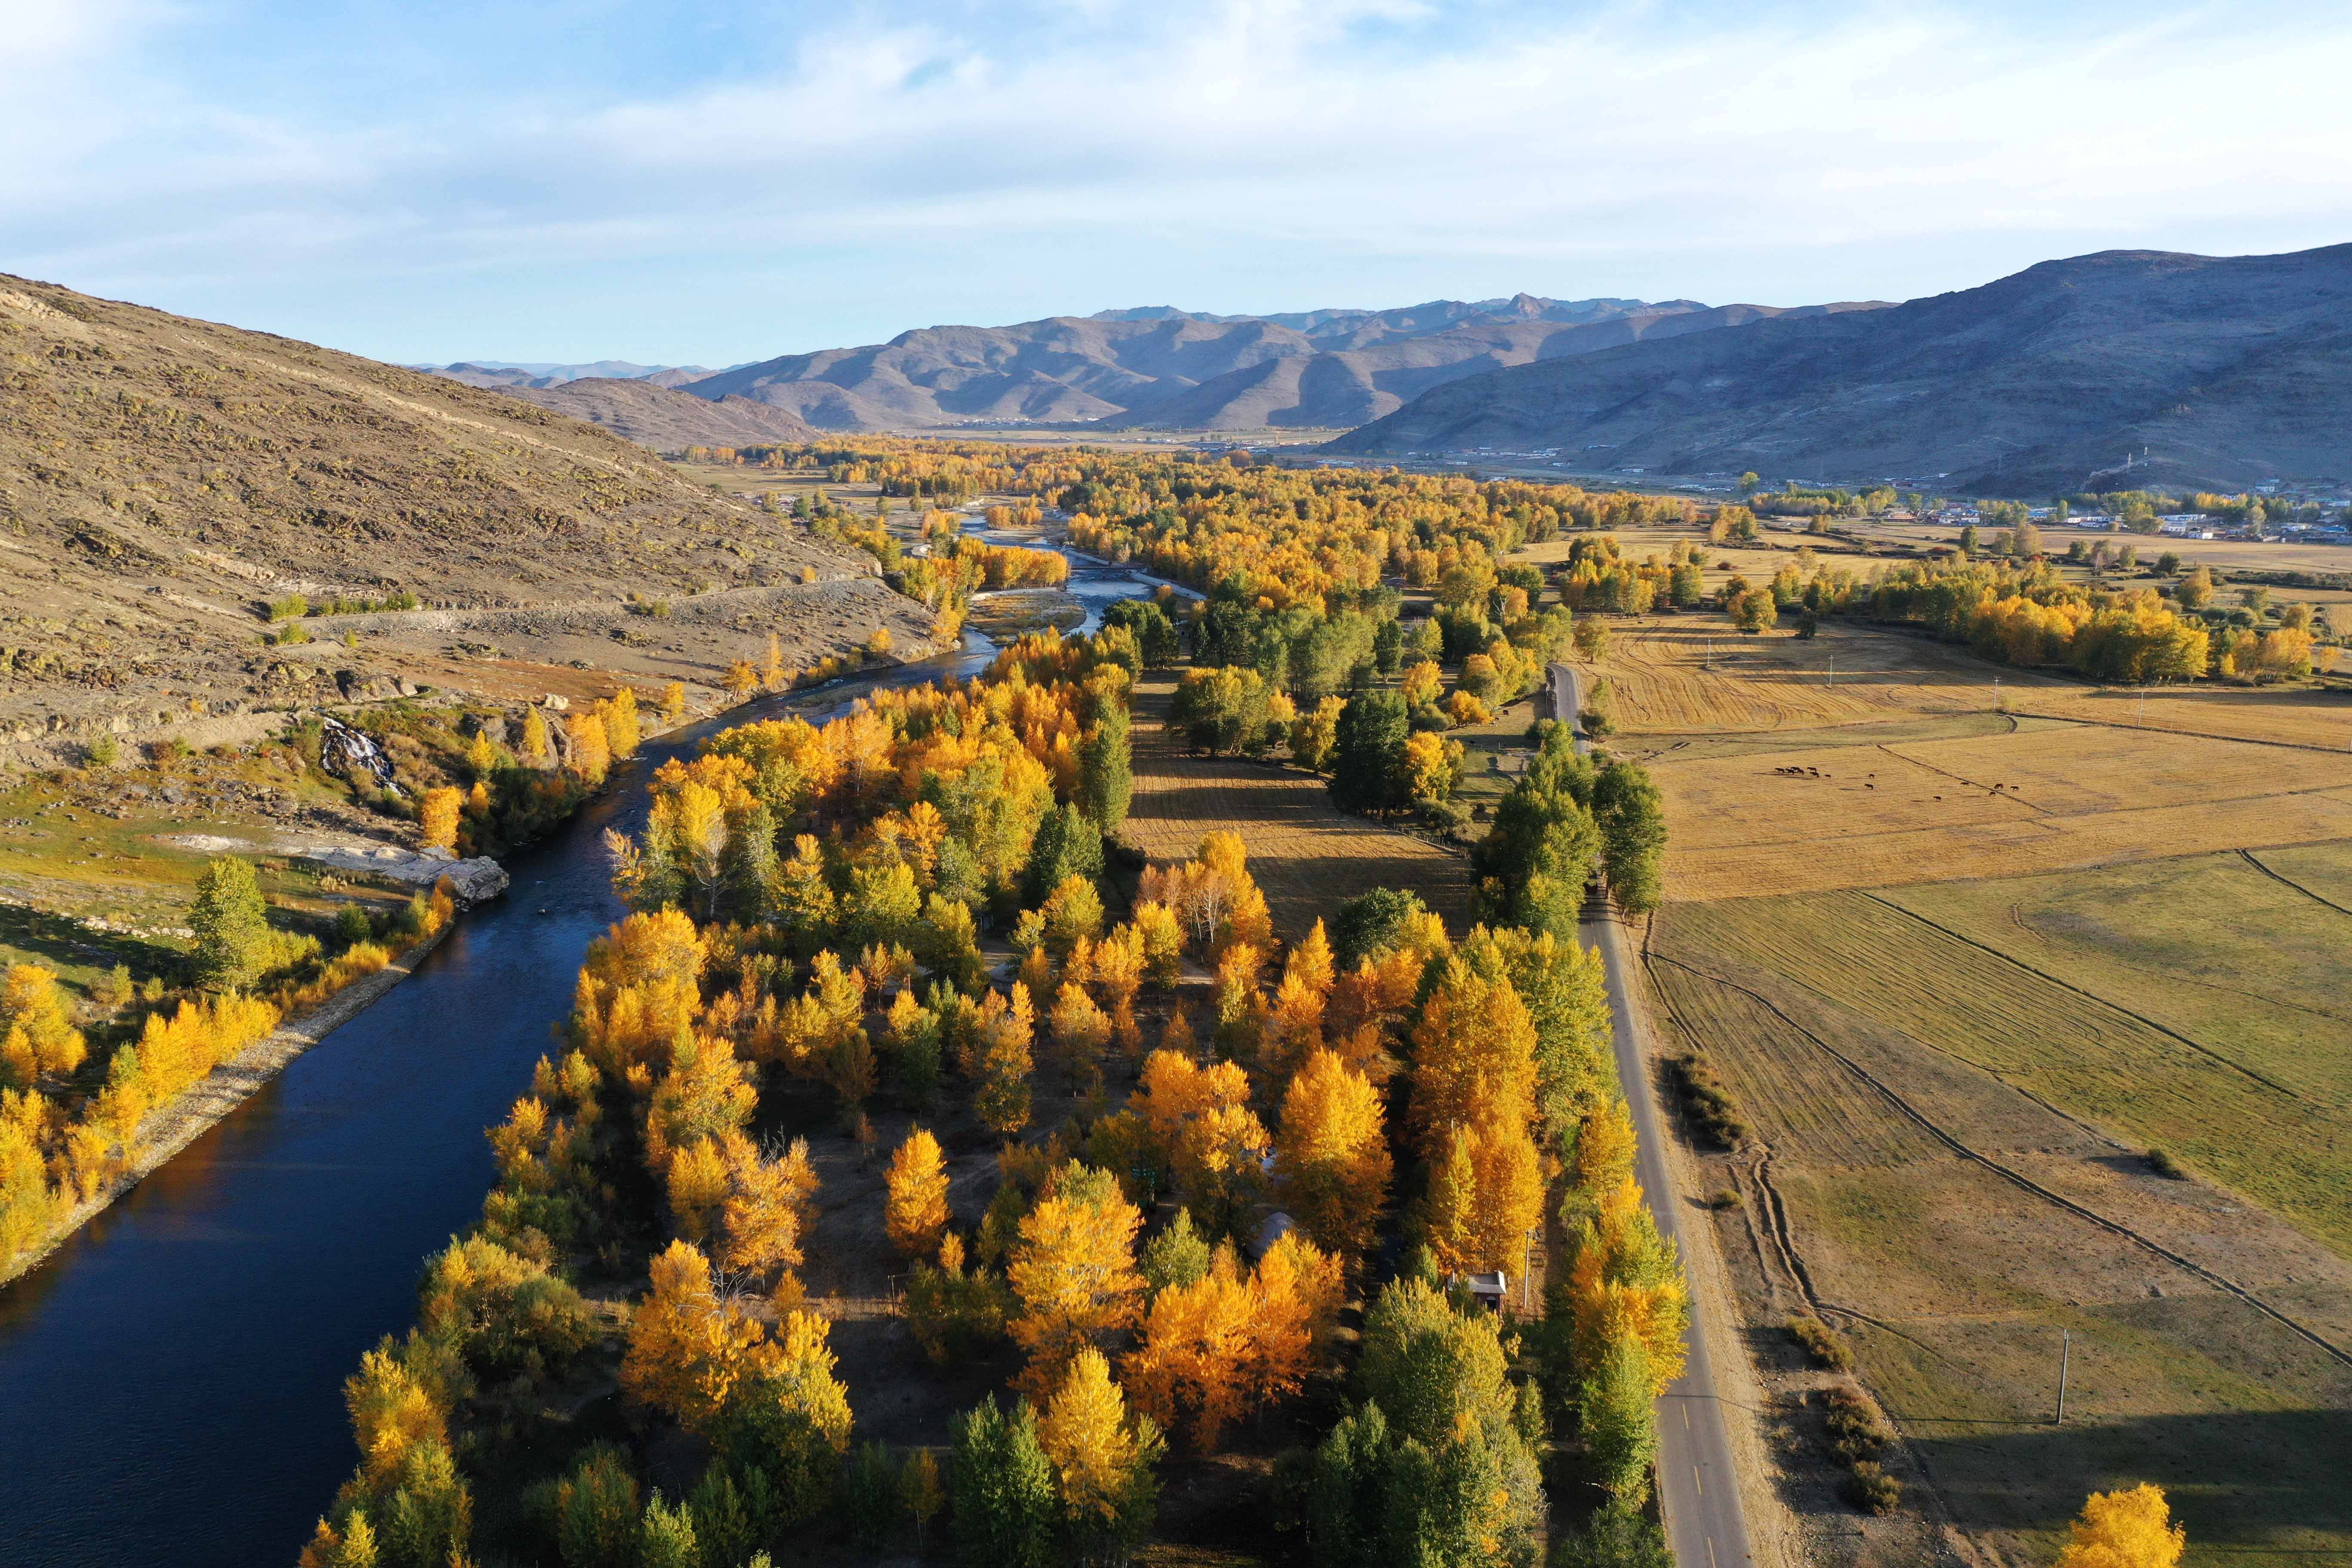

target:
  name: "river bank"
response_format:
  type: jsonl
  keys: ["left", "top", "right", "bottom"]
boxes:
{"left": 0, "top": 919, "right": 458, "bottom": 1290}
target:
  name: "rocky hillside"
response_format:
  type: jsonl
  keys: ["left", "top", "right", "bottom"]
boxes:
{"left": 0, "top": 275, "right": 934, "bottom": 765}
{"left": 493, "top": 377, "right": 818, "bottom": 450}
{"left": 1327, "top": 246, "right": 2352, "bottom": 495}
{"left": 681, "top": 293, "right": 1879, "bottom": 432}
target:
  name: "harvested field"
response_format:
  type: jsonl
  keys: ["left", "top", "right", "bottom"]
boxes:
{"left": 2001, "top": 682, "right": 2352, "bottom": 752}
{"left": 1125, "top": 676, "right": 1474, "bottom": 942}
{"left": 1662, "top": 887, "right": 2352, "bottom": 1257}
{"left": 1590, "top": 620, "right": 2036, "bottom": 735}
{"left": 1592, "top": 617, "right": 2352, "bottom": 753}
{"left": 1647, "top": 721, "right": 2352, "bottom": 900}
{"left": 1645, "top": 904, "right": 2352, "bottom": 1568}
{"left": 1596, "top": 600, "right": 2352, "bottom": 1568}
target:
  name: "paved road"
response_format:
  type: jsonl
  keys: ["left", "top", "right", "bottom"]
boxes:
{"left": 1555, "top": 662, "right": 1756, "bottom": 1568}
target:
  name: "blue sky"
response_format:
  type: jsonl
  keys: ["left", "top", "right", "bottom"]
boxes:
{"left": 6, "top": 0, "right": 2349, "bottom": 364}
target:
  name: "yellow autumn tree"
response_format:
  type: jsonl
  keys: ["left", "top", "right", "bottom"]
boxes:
{"left": 569, "top": 710, "right": 611, "bottom": 784}
{"left": 885, "top": 1127, "right": 951, "bottom": 1259}
{"left": 1424, "top": 1124, "right": 1482, "bottom": 1277}
{"left": 600, "top": 686, "right": 641, "bottom": 759}
{"left": 1, "top": 963, "right": 87, "bottom": 1084}
{"left": 1038, "top": 1347, "right": 1162, "bottom": 1533}
{"left": 1568, "top": 1178, "right": 1690, "bottom": 1395}
{"left": 1123, "top": 1232, "right": 1339, "bottom": 1453}
{"left": 2056, "top": 1484, "right": 2186, "bottom": 1568}
{"left": 713, "top": 1131, "right": 809, "bottom": 1286}
{"left": 1050, "top": 982, "right": 1113, "bottom": 1076}
{"left": 620, "top": 1239, "right": 770, "bottom": 1432}
{"left": 1406, "top": 959, "right": 1538, "bottom": 1158}
{"left": 974, "top": 984, "right": 1035, "bottom": 1136}
{"left": 1274, "top": 1047, "right": 1391, "bottom": 1260}
{"left": 419, "top": 786, "right": 462, "bottom": 851}
{"left": 1008, "top": 1163, "right": 1144, "bottom": 1396}
{"left": 1122, "top": 1250, "right": 1253, "bottom": 1452}
{"left": 1133, "top": 1050, "right": 1268, "bottom": 1235}
{"left": 521, "top": 706, "right": 551, "bottom": 766}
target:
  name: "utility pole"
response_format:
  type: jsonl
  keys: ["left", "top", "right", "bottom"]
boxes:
{"left": 2056, "top": 1328, "right": 2071, "bottom": 1424}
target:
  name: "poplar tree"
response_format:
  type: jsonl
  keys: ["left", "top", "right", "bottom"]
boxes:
{"left": 952, "top": 1396, "right": 1056, "bottom": 1568}
{"left": 885, "top": 1127, "right": 951, "bottom": 1259}
{"left": 189, "top": 855, "right": 270, "bottom": 991}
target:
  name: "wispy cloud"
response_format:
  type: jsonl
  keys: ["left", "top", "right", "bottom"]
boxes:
{"left": 5, "top": 0, "right": 2347, "bottom": 359}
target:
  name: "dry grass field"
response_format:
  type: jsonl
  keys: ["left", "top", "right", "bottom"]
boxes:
{"left": 1558, "top": 598, "right": 2352, "bottom": 1568}
{"left": 1570, "top": 618, "right": 2352, "bottom": 901}
{"left": 1124, "top": 675, "right": 1474, "bottom": 942}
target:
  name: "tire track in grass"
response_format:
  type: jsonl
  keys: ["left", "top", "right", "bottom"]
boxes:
{"left": 1644, "top": 950, "right": 2352, "bottom": 1370}
{"left": 2241, "top": 847, "right": 2352, "bottom": 922}
{"left": 1638, "top": 923, "right": 1967, "bottom": 1365}
{"left": 1858, "top": 891, "right": 2305, "bottom": 1102}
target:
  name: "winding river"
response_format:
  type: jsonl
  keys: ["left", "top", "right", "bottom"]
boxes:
{"left": 0, "top": 543, "right": 1168, "bottom": 1567}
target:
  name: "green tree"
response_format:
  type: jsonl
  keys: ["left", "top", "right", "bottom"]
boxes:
{"left": 1023, "top": 802, "right": 1105, "bottom": 906}
{"left": 1551, "top": 1506, "right": 1675, "bottom": 1568}
{"left": 189, "top": 855, "right": 270, "bottom": 991}
{"left": 636, "top": 1491, "right": 698, "bottom": 1568}
{"left": 1592, "top": 760, "right": 1666, "bottom": 915}
{"left": 951, "top": 1396, "right": 1057, "bottom": 1568}
{"left": 555, "top": 1444, "right": 640, "bottom": 1568}
{"left": 1139, "top": 1209, "right": 1212, "bottom": 1293}
{"left": 1329, "top": 691, "right": 1408, "bottom": 815}
{"left": 1473, "top": 732, "right": 1601, "bottom": 939}
{"left": 1577, "top": 1332, "right": 1659, "bottom": 1509}
{"left": 1331, "top": 888, "right": 1426, "bottom": 970}
{"left": 1078, "top": 704, "right": 1133, "bottom": 834}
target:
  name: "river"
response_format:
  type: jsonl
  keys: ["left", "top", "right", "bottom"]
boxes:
{"left": 0, "top": 531, "right": 1174, "bottom": 1566}
{"left": 0, "top": 636, "right": 1005, "bottom": 1568}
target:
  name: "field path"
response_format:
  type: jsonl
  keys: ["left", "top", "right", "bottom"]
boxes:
{"left": 1556, "top": 662, "right": 1762, "bottom": 1568}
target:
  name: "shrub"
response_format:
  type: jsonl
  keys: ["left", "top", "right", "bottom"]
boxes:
{"left": 86, "top": 733, "right": 119, "bottom": 766}
{"left": 2147, "top": 1148, "right": 2187, "bottom": 1179}
{"left": 1823, "top": 1383, "right": 1892, "bottom": 1465}
{"left": 1706, "top": 1188, "right": 1743, "bottom": 1211}
{"left": 1667, "top": 1054, "right": 1747, "bottom": 1148}
{"left": 267, "top": 593, "right": 309, "bottom": 622}
{"left": 1786, "top": 1316, "right": 1851, "bottom": 1371}
{"left": 1845, "top": 1459, "right": 1902, "bottom": 1515}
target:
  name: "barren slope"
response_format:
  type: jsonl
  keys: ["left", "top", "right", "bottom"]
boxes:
{"left": 0, "top": 274, "right": 924, "bottom": 761}
{"left": 494, "top": 377, "right": 817, "bottom": 450}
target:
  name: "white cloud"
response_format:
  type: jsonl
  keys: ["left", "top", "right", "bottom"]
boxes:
{"left": 6, "top": 0, "right": 2349, "bottom": 358}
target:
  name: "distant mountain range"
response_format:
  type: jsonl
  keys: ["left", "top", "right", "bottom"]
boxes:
{"left": 417, "top": 294, "right": 1892, "bottom": 442}
{"left": 415, "top": 359, "right": 733, "bottom": 390}
{"left": 1329, "top": 246, "right": 2352, "bottom": 495}
{"left": 680, "top": 294, "right": 1897, "bottom": 433}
